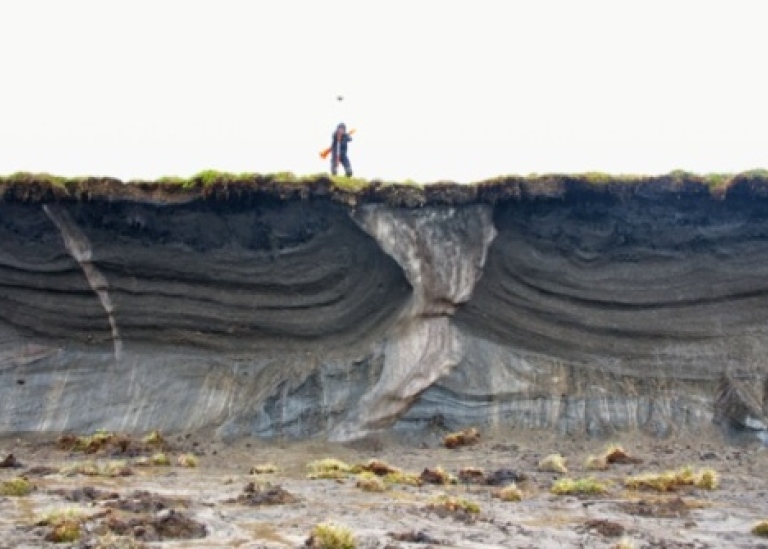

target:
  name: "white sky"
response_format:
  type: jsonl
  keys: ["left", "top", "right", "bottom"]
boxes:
{"left": 0, "top": 0, "right": 765, "bottom": 183}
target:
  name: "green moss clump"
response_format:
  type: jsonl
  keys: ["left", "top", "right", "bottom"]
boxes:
{"left": 60, "top": 459, "right": 132, "bottom": 477}
{"left": 142, "top": 430, "right": 165, "bottom": 446}
{"left": 0, "top": 476, "right": 32, "bottom": 496}
{"left": 538, "top": 453, "right": 568, "bottom": 474}
{"left": 551, "top": 477, "right": 609, "bottom": 496}
{"left": 355, "top": 472, "right": 386, "bottom": 492}
{"left": 326, "top": 175, "right": 369, "bottom": 192}
{"left": 307, "top": 522, "right": 356, "bottom": 549}
{"left": 307, "top": 458, "right": 352, "bottom": 479}
{"left": 176, "top": 453, "right": 199, "bottom": 467}
{"left": 250, "top": 463, "right": 279, "bottom": 474}
{"left": 150, "top": 453, "right": 171, "bottom": 466}
{"left": 383, "top": 471, "right": 423, "bottom": 487}
{"left": 428, "top": 493, "right": 481, "bottom": 514}
{"left": 624, "top": 466, "right": 719, "bottom": 492}
{"left": 37, "top": 508, "right": 86, "bottom": 543}
{"left": 497, "top": 483, "right": 523, "bottom": 502}
{"left": 753, "top": 520, "right": 768, "bottom": 537}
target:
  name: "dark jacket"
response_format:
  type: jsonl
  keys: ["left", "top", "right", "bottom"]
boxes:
{"left": 331, "top": 131, "right": 352, "bottom": 157}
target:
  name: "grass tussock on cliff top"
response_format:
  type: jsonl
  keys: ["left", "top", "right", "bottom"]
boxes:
{"left": 2, "top": 169, "right": 768, "bottom": 207}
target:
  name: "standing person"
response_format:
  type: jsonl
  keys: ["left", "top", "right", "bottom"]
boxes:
{"left": 330, "top": 123, "right": 353, "bottom": 177}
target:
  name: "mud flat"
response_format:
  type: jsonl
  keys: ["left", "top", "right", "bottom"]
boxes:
{"left": 1, "top": 427, "right": 767, "bottom": 548}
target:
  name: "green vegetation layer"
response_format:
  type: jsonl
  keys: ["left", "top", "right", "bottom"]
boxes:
{"left": 2, "top": 169, "right": 767, "bottom": 207}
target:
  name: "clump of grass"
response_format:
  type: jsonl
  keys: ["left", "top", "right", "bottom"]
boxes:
{"left": 612, "top": 538, "right": 635, "bottom": 549}
{"left": 383, "top": 471, "right": 423, "bottom": 487}
{"left": 329, "top": 175, "right": 369, "bottom": 192}
{"left": 551, "top": 477, "right": 609, "bottom": 496}
{"left": 585, "top": 444, "right": 640, "bottom": 471}
{"left": 624, "top": 471, "right": 676, "bottom": 492}
{"left": 495, "top": 483, "right": 523, "bottom": 502}
{"left": 695, "top": 468, "right": 719, "bottom": 490}
{"left": 306, "top": 521, "right": 356, "bottom": 549}
{"left": 443, "top": 427, "right": 481, "bottom": 449}
{"left": 269, "top": 171, "right": 298, "bottom": 183}
{"left": 176, "top": 453, "right": 199, "bottom": 468}
{"left": 420, "top": 466, "right": 457, "bottom": 485}
{"left": 458, "top": 466, "right": 486, "bottom": 484}
{"left": 142, "top": 430, "right": 164, "bottom": 446}
{"left": 355, "top": 472, "right": 386, "bottom": 492}
{"left": 190, "top": 169, "right": 238, "bottom": 186}
{"left": 428, "top": 494, "right": 481, "bottom": 514}
{"left": 585, "top": 455, "right": 609, "bottom": 471}
{"left": 157, "top": 175, "right": 187, "bottom": 186}
{"left": 150, "top": 453, "right": 171, "bottom": 466}
{"left": 61, "top": 460, "right": 132, "bottom": 477}
{"left": 92, "top": 532, "right": 145, "bottom": 548}
{"left": 0, "top": 476, "right": 32, "bottom": 496}
{"left": 579, "top": 172, "right": 614, "bottom": 185}
{"left": 676, "top": 465, "right": 698, "bottom": 486}
{"left": 37, "top": 508, "right": 87, "bottom": 544}
{"left": 2, "top": 171, "right": 67, "bottom": 188}
{"left": 752, "top": 520, "right": 768, "bottom": 537}
{"left": 58, "top": 429, "right": 120, "bottom": 453}
{"left": 48, "top": 520, "right": 81, "bottom": 543}
{"left": 38, "top": 508, "right": 87, "bottom": 524}
{"left": 353, "top": 459, "right": 399, "bottom": 476}
{"left": 307, "top": 458, "right": 351, "bottom": 479}
{"left": 250, "top": 463, "right": 279, "bottom": 474}
{"left": 102, "top": 460, "right": 132, "bottom": 476}
{"left": 704, "top": 172, "right": 732, "bottom": 188}
{"left": 602, "top": 444, "right": 642, "bottom": 465}
{"left": 538, "top": 453, "right": 568, "bottom": 474}
{"left": 624, "top": 466, "right": 718, "bottom": 492}
{"left": 60, "top": 461, "right": 97, "bottom": 476}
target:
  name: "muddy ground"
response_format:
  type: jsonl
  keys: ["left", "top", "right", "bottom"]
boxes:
{"left": 1, "top": 427, "right": 767, "bottom": 548}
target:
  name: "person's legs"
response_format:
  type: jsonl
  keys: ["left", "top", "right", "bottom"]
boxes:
{"left": 340, "top": 154, "right": 353, "bottom": 177}
{"left": 330, "top": 154, "right": 339, "bottom": 175}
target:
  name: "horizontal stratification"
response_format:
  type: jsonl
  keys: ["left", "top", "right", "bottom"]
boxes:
{"left": 456, "top": 189, "right": 768, "bottom": 375}
{"left": 0, "top": 199, "right": 411, "bottom": 351}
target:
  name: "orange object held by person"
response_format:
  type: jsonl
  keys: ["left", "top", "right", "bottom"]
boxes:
{"left": 320, "top": 128, "right": 355, "bottom": 159}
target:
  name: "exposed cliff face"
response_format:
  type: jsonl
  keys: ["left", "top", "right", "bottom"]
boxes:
{"left": 329, "top": 204, "right": 496, "bottom": 441}
{"left": 1, "top": 174, "right": 768, "bottom": 442}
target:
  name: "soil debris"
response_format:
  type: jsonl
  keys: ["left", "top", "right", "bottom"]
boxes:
{"left": 604, "top": 445, "right": 643, "bottom": 465}
{"left": 389, "top": 529, "right": 445, "bottom": 544}
{"left": 457, "top": 466, "right": 486, "bottom": 484}
{"left": 104, "top": 509, "right": 207, "bottom": 541}
{"left": 105, "top": 490, "right": 190, "bottom": 514}
{"left": 420, "top": 467, "right": 455, "bottom": 485}
{"left": 23, "top": 465, "right": 60, "bottom": 476}
{"left": 580, "top": 518, "right": 626, "bottom": 537}
{"left": 485, "top": 468, "right": 527, "bottom": 486}
{"left": 56, "top": 430, "right": 170, "bottom": 457}
{"left": 52, "top": 485, "right": 119, "bottom": 503}
{"left": 0, "top": 453, "right": 22, "bottom": 468}
{"left": 443, "top": 427, "right": 481, "bottom": 449}
{"left": 356, "top": 458, "right": 399, "bottom": 476}
{"left": 618, "top": 497, "right": 696, "bottom": 519}
{"left": 226, "top": 481, "right": 298, "bottom": 506}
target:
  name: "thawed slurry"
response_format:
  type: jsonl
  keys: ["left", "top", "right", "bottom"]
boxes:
{"left": 0, "top": 174, "right": 768, "bottom": 442}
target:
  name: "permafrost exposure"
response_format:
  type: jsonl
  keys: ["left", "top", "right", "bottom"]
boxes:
{"left": 2, "top": 173, "right": 768, "bottom": 443}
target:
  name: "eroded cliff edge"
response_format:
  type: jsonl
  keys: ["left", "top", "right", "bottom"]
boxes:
{"left": 2, "top": 173, "right": 768, "bottom": 442}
